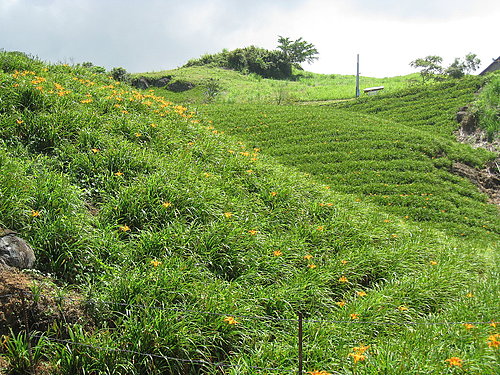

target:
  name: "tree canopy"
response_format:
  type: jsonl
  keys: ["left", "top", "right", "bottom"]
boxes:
{"left": 277, "top": 36, "right": 319, "bottom": 66}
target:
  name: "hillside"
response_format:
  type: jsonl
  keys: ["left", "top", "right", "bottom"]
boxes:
{"left": 199, "top": 77, "right": 499, "bottom": 239}
{"left": 132, "top": 66, "right": 418, "bottom": 104}
{"left": 0, "top": 52, "right": 498, "bottom": 374}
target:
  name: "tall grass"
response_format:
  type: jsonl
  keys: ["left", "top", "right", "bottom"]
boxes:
{"left": 0, "top": 51, "right": 498, "bottom": 374}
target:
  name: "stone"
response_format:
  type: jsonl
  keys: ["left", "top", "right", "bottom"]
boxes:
{"left": 0, "top": 228, "right": 35, "bottom": 269}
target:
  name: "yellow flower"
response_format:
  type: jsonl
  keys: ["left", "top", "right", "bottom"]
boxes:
{"left": 114, "top": 171, "right": 124, "bottom": 176}
{"left": 16, "top": 119, "right": 24, "bottom": 124}
{"left": 223, "top": 316, "right": 239, "bottom": 325}
{"left": 335, "top": 300, "right": 346, "bottom": 307}
{"left": 308, "top": 264, "right": 317, "bottom": 269}
{"left": 135, "top": 133, "right": 142, "bottom": 137}
{"left": 306, "top": 371, "right": 331, "bottom": 375}
{"left": 31, "top": 210, "right": 41, "bottom": 217}
{"left": 348, "top": 352, "right": 366, "bottom": 363}
{"left": 490, "top": 322, "right": 498, "bottom": 328}
{"left": 91, "top": 148, "right": 100, "bottom": 153}
{"left": 429, "top": 260, "right": 438, "bottom": 265}
{"left": 463, "top": 323, "right": 475, "bottom": 330}
{"left": 356, "top": 291, "right": 367, "bottom": 297}
{"left": 162, "top": 201, "right": 172, "bottom": 208}
{"left": 398, "top": 306, "right": 409, "bottom": 311}
{"left": 350, "top": 313, "right": 360, "bottom": 320}
{"left": 316, "top": 226, "right": 324, "bottom": 231}
{"left": 270, "top": 191, "right": 278, "bottom": 196}
{"left": 466, "top": 292, "right": 474, "bottom": 298}
{"left": 273, "top": 250, "right": 283, "bottom": 256}
{"left": 340, "top": 259, "right": 348, "bottom": 265}
{"left": 119, "top": 225, "right": 130, "bottom": 232}
{"left": 248, "top": 230, "right": 258, "bottom": 235}
{"left": 338, "top": 276, "right": 348, "bottom": 283}
{"left": 80, "top": 98, "right": 92, "bottom": 103}
{"left": 223, "top": 212, "right": 233, "bottom": 218}
{"left": 150, "top": 259, "right": 162, "bottom": 267}
{"left": 303, "top": 254, "right": 313, "bottom": 260}
{"left": 445, "top": 357, "right": 462, "bottom": 367}
{"left": 246, "top": 169, "right": 253, "bottom": 174}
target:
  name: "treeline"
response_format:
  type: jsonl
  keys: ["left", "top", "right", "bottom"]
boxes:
{"left": 184, "top": 36, "right": 319, "bottom": 79}
{"left": 184, "top": 46, "right": 293, "bottom": 79}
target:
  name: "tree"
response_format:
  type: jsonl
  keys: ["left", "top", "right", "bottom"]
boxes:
{"left": 410, "top": 55, "right": 443, "bottom": 82}
{"left": 276, "top": 36, "right": 319, "bottom": 67}
{"left": 410, "top": 53, "right": 481, "bottom": 81}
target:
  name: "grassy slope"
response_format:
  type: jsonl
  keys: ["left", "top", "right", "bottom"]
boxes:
{"left": 0, "top": 52, "right": 498, "bottom": 374}
{"left": 199, "top": 77, "right": 499, "bottom": 239}
{"left": 135, "top": 66, "right": 419, "bottom": 104}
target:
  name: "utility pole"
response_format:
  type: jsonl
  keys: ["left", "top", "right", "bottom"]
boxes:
{"left": 356, "top": 54, "right": 360, "bottom": 98}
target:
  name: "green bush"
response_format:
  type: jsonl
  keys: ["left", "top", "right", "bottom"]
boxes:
{"left": 472, "top": 72, "right": 500, "bottom": 140}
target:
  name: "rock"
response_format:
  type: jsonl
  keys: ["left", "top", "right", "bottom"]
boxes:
{"left": 0, "top": 228, "right": 35, "bottom": 269}
{"left": 167, "top": 80, "right": 195, "bottom": 93}
{"left": 131, "top": 76, "right": 172, "bottom": 90}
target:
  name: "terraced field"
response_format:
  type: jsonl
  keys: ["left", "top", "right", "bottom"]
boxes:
{"left": 199, "top": 78, "right": 499, "bottom": 239}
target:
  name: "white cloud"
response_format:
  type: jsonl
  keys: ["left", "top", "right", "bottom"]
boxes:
{"left": 0, "top": 0, "right": 498, "bottom": 77}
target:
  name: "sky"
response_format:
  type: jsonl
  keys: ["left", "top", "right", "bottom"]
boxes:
{"left": 0, "top": 0, "right": 498, "bottom": 78}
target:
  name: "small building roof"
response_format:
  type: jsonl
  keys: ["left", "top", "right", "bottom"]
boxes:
{"left": 479, "top": 56, "right": 500, "bottom": 76}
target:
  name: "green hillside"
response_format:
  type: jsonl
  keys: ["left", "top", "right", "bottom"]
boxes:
{"left": 199, "top": 77, "right": 498, "bottom": 239}
{"left": 134, "top": 66, "right": 418, "bottom": 104}
{"left": 0, "top": 52, "right": 498, "bottom": 374}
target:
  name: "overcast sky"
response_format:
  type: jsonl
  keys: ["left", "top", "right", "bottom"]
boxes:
{"left": 1, "top": 0, "right": 498, "bottom": 77}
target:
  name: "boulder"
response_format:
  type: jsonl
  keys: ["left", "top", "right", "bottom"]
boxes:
{"left": 167, "top": 80, "right": 195, "bottom": 92}
{"left": 0, "top": 228, "right": 35, "bottom": 269}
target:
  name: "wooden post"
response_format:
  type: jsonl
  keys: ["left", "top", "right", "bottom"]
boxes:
{"left": 356, "top": 54, "right": 360, "bottom": 98}
{"left": 21, "top": 291, "right": 34, "bottom": 374}
{"left": 298, "top": 311, "right": 303, "bottom": 375}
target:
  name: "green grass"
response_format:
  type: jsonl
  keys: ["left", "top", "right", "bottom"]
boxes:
{"left": 0, "top": 51, "right": 498, "bottom": 374}
{"left": 134, "top": 66, "right": 419, "bottom": 104}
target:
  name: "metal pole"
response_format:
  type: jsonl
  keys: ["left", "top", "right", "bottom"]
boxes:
{"left": 298, "top": 311, "right": 303, "bottom": 375}
{"left": 356, "top": 54, "right": 360, "bottom": 98}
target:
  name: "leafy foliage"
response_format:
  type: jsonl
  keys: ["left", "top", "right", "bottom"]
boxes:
{"left": 471, "top": 71, "right": 500, "bottom": 139}
{"left": 276, "top": 35, "right": 319, "bottom": 66}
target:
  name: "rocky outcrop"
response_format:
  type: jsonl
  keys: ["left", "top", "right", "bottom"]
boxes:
{"left": 131, "top": 76, "right": 196, "bottom": 92}
{"left": 131, "top": 76, "right": 172, "bottom": 90}
{"left": 0, "top": 228, "right": 35, "bottom": 270}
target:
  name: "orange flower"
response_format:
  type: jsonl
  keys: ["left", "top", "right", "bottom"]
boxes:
{"left": 316, "top": 226, "right": 324, "bottom": 231}
{"left": 487, "top": 334, "right": 499, "bottom": 348}
{"left": 466, "top": 292, "right": 474, "bottom": 298}
{"left": 31, "top": 210, "right": 40, "bottom": 217}
{"left": 350, "top": 313, "right": 360, "bottom": 320}
{"left": 273, "top": 250, "right": 283, "bottom": 257}
{"left": 16, "top": 119, "right": 24, "bottom": 124}
{"left": 429, "top": 260, "right": 438, "bottom": 265}
{"left": 463, "top": 323, "right": 475, "bottom": 330}
{"left": 445, "top": 357, "right": 462, "bottom": 367}
{"left": 303, "top": 254, "right": 313, "bottom": 260}
{"left": 118, "top": 225, "right": 130, "bottom": 232}
{"left": 356, "top": 291, "right": 367, "bottom": 297}
{"left": 270, "top": 191, "right": 278, "bottom": 196}
{"left": 338, "top": 276, "right": 348, "bottom": 283}
{"left": 223, "top": 316, "right": 239, "bottom": 325}
{"left": 398, "top": 306, "right": 409, "bottom": 311}
{"left": 340, "top": 259, "right": 348, "bottom": 265}
{"left": 223, "top": 212, "right": 233, "bottom": 218}
{"left": 114, "top": 171, "right": 124, "bottom": 176}
{"left": 91, "top": 148, "right": 100, "bottom": 153}
{"left": 306, "top": 371, "right": 331, "bottom": 375}
{"left": 348, "top": 352, "right": 366, "bottom": 363}
{"left": 307, "top": 264, "right": 317, "bottom": 269}
{"left": 248, "top": 229, "right": 258, "bottom": 235}
{"left": 162, "top": 201, "right": 172, "bottom": 208}
{"left": 352, "top": 345, "right": 370, "bottom": 354}
{"left": 335, "top": 300, "right": 346, "bottom": 307}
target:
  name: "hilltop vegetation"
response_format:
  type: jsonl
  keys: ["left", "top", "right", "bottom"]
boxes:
{"left": 0, "top": 51, "right": 498, "bottom": 374}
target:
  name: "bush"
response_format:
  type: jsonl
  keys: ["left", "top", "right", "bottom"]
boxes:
{"left": 472, "top": 72, "right": 500, "bottom": 140}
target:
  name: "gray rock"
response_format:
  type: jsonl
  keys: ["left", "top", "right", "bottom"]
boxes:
{"left": 0, "top": 228, "right": 35, "bottom": 269}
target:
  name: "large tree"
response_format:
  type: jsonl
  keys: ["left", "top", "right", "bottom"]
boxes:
{"left": 277, "top": 36, "right": 319, "bottom": 66}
